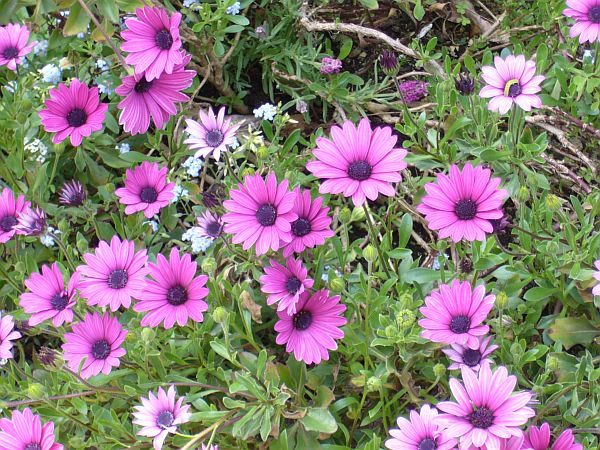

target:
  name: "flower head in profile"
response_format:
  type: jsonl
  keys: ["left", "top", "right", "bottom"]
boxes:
{"left": 121, "top": 6, "right": 183, "bottom": 81}
{"left": 115, "top": 161, "right": 175, "bottom": 218}
{"left": 39, "top": 79, "right": 108, "bottom": 146}
{"left": 456, "top": 72, "right": 475, "bottom": 95}
{"left": 0, "top": 187, "right": 30, "bottom": 243}
{"left": 436, "top": 362, "right": 535, "bottom": 450}
{"left": 59, "top": 180, "right": 86, "bottom": 206}
{"left": 0, "top": 313, "right": 21, "bottom": 360}
{"left": 132, "top": 386, "right": 191, "bottom": 450}
{"left": 134, "top": 247, "right": 209, "bottom": 329}
{"left": 442, "top": 335, "right": 498, "bottom": 372}
{"left": 0, "top": 408, "right": 63, "bottom": 450}
{"left": 479, "top": 54, "right": 545, "bottom": 114}
{"left": 197, "top": 210, "right": 223, "bottom": 239}
{"left": 385, "top": 404, "right": 457, "bottom": 450}
{"left": 0, "top": 23, "right": 36, "bottom": 70}
{"left": 563, "top": 0, "right": 600, "bottom": 44}
{"left": 260, "top": 257, "right": 314, "bottom": 314}
{"left": 20, "top": 263, "right": 80, "bottom": 327}
{"left": 524, "top": 423, "right": 583, "bottom": 450}
{"left": 379, "top": 50, "right": 399, "bottom": 76}
{"left": 184, "top": 106, "right": 241, "bottom": 161}
{"left": 419, "top": 280, "right": 495, "bottom": 349}
{"left": 14, "top": 206, "right": 46, "bottom": 236}
{"left": 306, "top": 118, "right": 407, "bottom": 206}
{"left": 592, "top": 260, "right": 600, "bottom": 296}
{"left": 275, "top": 289, "right": 346, "bottom": 364}
{"left": 62, "top": 312, "right": 127, "bottom": 379}
{"left": 223, "top": 172, "right": 297, "bottom": 255}
{"left": 417, "top": 164, "right": 508, "bottom": 242}
{"left": 77, "top": 235, "right": 149, "bottom": 311}
{"left": 282, "top": 188, "right": 334, "bottom": 257}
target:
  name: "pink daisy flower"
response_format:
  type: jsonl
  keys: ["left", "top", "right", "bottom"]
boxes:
{"left": 417, "top": 163, "right": 508, "bottom": 242}
{"left": 479, "top": 54, "right": 545, "bottom": 114}
{"left": 39, "top": 79, "right": 108, "bottom": 147}
{"left": 466, "top": 435, "right": 527, "bottom": 450}
{"left": 0, "top": 408, "right": 63, "bottom": 450}
{"left": 281, "top": 188, "right": 334, "bottom": 258}
{"left": 115, "top": 52, "right": 195, "bottom": 135}
{"left": 14, "top": 205, "right": 46, "bottom": 236}
{"left": 132, "top": 386, "right": 191, "bottom": 450}
{"left": 197, "top": 210, "right": 223, "bottom": 239}
{"left": 121, "top": 6, "right": 183, "bottom": 81}
{"left": 77, "top": 235, "right": 149, "bottom": 311}
{"left": 524, "top": 423, "right": 583, "bottom": 450}
{"left": 134, "top": 247, "right": 209, "bottom": 329}
{"left": 592, "top": 260, "right": 600, "bottom": 296}
{"left": 0, "top": 23, "right": 36, "bottom": 71}
{"left": 20, "top": 263, "right": 80, "bottom": 327}
{"left": 62, "top": 312, "right": 127, "bottom": 379}
{"left": 58, "top": 180, "right": 86, "bottom": 206}
{"left": 201, "top": 445, "right": 218, "bottom": 450}
{"left": 223, "top": 172, "right": 298, "bottom": 255}
{"left": 115, "top": 161, "right": 175, "bottom": 218}
{"left": 184, "top": 106, "right": 241, "bottom": 161}
{"left": 442, "top": 335, "right": 498, "bottom": 372}
{"left": 0, "top": 313, "right": 21, "bottom": 360}
{"left": 260, "top": 257, "right": 314, "bottom": 314}
{"left": 0, "top": 187, "right": 30, "bottom": 243}
{"left": 275, "top": 289, "right": 347, "bottom": 365}
{"left": 306, "top": 118, "right": 407, "bottom": 206}
{"left": 563, "top": 0, "right": 600, "bottom": 43}
{"left": 436, "top": 362, "right": 535, "bottom": 450}
{"left": 385, "top": 404, "right": 457, "bottom": 450}
{"left": 418, "top": 280, "right": 495, "bottom": 349}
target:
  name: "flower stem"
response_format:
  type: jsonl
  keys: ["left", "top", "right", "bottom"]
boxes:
{"left": 362, "top": 203, "right": 392, "bottom": 278}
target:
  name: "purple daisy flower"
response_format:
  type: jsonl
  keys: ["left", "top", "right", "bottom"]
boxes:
{"left": 320, "top": 57, "right": 342, "bottom": 74}
{"left": 398, "top": 80, "right": 429, "bottom": 103}
{"left": 0, "top": 23, "right": 36, "bottom": 71}
{"left": 592, "top": 260, "right": 600, "bottom": 296}
{"left": 0, "top": 408, "right": 63, "bottom": 450}
{"left": 0, "top": 187, "right": 30, "bottom": 243}
{"left": 15, "top": 206, "right": 46, "bottom": 236}
{"left": 184, "top": 106, "right": 241, "bottom": 161}
{"left": 197, "top": 210, "right": 223, "bottom": 239}
{"left": 260, "top": 257, "right": 314, "bottom": 314}
{"left": 442, "top": 335, "right": 498, "bottom": 372}
{"left": 524, "top": 423, "right": 583, "bottom": 450}
{"left": 0, "top": 313, "right": 21, "bottom": 360}
{"left": 385, "top": 404, "right": 457, "bottom": 450}
{"left": 563, "top": 0, "right": 600, "bottom": 44}
{"left": 58, "top": 180, "right": 86, "bottom": 206}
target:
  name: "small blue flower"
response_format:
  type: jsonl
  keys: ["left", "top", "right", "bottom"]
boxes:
{"left": 40, "top": 64, "right": 62, "bottom": 84}
{"left": 171, "top": 184, "right": 189, "bottom": 203}
{"left": 144, "top": 220, "right": 159, "bottom": 233}
{"left": 33, "top": 40, "right": 48, "bottom": 56}
{"left": 253, "top": 103, "right": 277, "bottom": 121}
{"left": 117, "top": 142, "right": 130, "bottom": 154}
{"left": 96, "top": 59, "right": 109, "bottom": 71}
{"left": 182, "top": 227, "right": 213, "bottom": 253}
{"left": 183, "top": 0, "right": 199, "bottom": 7}
{"left": 226, "top": 1, "right": 241, "bottom": 14}
{"left": 228, "top": 137, "right": 240, "bottom": 149}
{"left": 182, "top": 156, "right": 203, "bottom": 177}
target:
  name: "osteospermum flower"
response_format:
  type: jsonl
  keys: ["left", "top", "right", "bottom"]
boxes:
{"left": 275, "top": 289, "right": 347, "bottom": 364}
{"left": 133, "top": 386, "right": 191, "bottom": 450}
{"left": 466, "top": 435, "right": 526, "bottom": 450}
{"left": 418, "top": 280, "right": 495, "bottom": 349}
{"left": 436, "top": 362, "right": 535, "bottom": 450}
{"left": 398, "top": 80, "right": 429, "bottom": 103}
{"left": 479, "top": 54, "right": 545, "bottom": 114}
{"left": 115, "top": 161, "right": 175, "bottom": 218}
{"left": 184, "top": 106, "right": 241, "bottom": 161}
{"left": 0, "top": 187, "right": 29, "bottom": 243}
{"left": 197, "top": 210, "right": 223, "bottom": 239}
{"left": 20, "top": 263, "right": 80, "bottom": 326}
{"left": 385, "top": 404, "right": 457, "bottom": 450}
{"left": 442, "top": 335, "right": 498, "bottom": 372}
{"left": 223, "top": 172, "right": 297, "bottom": 255}
{"left": 58, "top": 180, "right": 86, "bottom": 206}
{"left": 62, "top": 312, "right": 127, "bottom": 379}
{"left": 0, "top": 313, "right": 21, "bottom": 360}
{"left": 77, "top": 235, "right": 149, "bottom": 311}
{"left": 563, "top": 0, "right": 600, "bottom": 43}
{"left": 306, "top": 118, "right": 407, "bottom": 206}
{"left": 282, "top": 188, "right": 334, "bottom": 257}
{"left": 417, "top": 164, "right": 508, "bottom": 242}
{"left": 592, "top": 260, "right": 600, "bottom": 296}
{"left": 0, "top": 408, "right": 63, "bottom": 450}
{"left": 121, "top": 6, "right": 183, "bottom": 81}
{"left": 115, "top": 53, "right": 195, "bottom": 135}
{"left": 0, "top": 23, "right": 36, "bottom": 70}
{"left": 134, "top": 247, "right": 209, "bottom": 329}
{"left": 39, "top": 79, "right": 108, "bottom": 146}
{"left": 14, "top": 206, "right": 46, "bottom": 236}
{"left": 260, "top": 257, "right": 314, "bottom": 314}
{"left": 524, "top": 423, "right": 583, "bottom": 450}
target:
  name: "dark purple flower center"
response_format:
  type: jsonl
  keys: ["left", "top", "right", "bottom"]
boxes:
{"left": 157, "top": 410, "right": 175, "bottom": 429}
{"left": 347, "top": 160, "right": 372, "bottom": 181}
{"left": 67, "top": 108, "right": 88, "bottom": 127}
{"left": 454, "top": 199, "right": 478, "bottom": 220}
{"left": 417, "top": 438, "right": 436, "bottom": 450}
{"left": 450, "top": 315, "right": 471, "bottom": 334}
{"left": 3, "top": 47, "right": 19, "bottom": 59}
{"left": 588, "top": 6, "right": 600, "bottom": 22}
{"left": 155, "top": 29, "right": 174, "bottom": 50}
{"left": 470, "top": 407, "right": 494, "bottom": 429}
{"left": 285, "top": 276, "right": 302, "bottom": 294}
{"left": 206, "top": 221, "right": 222, "bottom": 238}
{"left": 206, "top": 129, "right": 225, "bottom": 147}
{"left": 134, "top": 78, "right": 154, "bottom": 93}
{"left": 24, "top": 444, "right": 42, "bottom": 450}
{"left": 108, "top": 269, "right": 128, "bottom": 289}
{"left": 291, "top": 218, "right": 312, "bottom": 237}
{"left": 0, "top": 215, "right": 17, "bottom": 232}
{"left": 455, "top": 73, "right": 475, "bottom": 95}
{"left": 91, "top": 339, "right": 111, "bottom": 360}
{"left": 293, "top": 310, "right": 312, "bottom": 330}
{"left": 166, "top": 285, "right": 187, "bottom": 306}
{"left": 51, "top": 292, "right": 69, "bottom": 311}
{"left": 256, "top": 204, "right": 277, "bottom": 226}
{"left": 506, "top": 82, "right": 522, "bottom": 98}
{"left": 463, "top": 348, "right": 482, "bottom": 367}
{"left": 140, "top": 187, "right": 158, "bottom": 203}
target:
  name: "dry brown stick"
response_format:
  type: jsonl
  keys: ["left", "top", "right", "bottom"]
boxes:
{"left": 4, "top": 391, "right": 96, "bottom": 408}
{"left": 543, "top": 105, "right": 600, "bottom": 140}
{"left": 539, "top": 152, "right": 592, "bottom": 194}
{"left": 452, "top": 0, "right": 494, "bottom": 34}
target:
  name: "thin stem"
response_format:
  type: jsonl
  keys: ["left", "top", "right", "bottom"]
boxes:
{"left": 49, "top": 232, "right": 77, "bottom": 272}
{"left": 180, "top": 411, "right": 237, "bottom": 450}
{"left": 4, "top": 390, "right": 96, "bottom": 408}
{"left": 63, "top": 367, "right": 124, "bottom": 394}
{"left": 392, "top": 77, "right": 427, "bottom": 147}
{"left": 0, "top": 263, "right": 21, "bottom": 292}
{"left": 362, "top": 203, "right": 392, "bottom": 278}
{"left": 223, "top": 152, "right": 241, "bottom": 184}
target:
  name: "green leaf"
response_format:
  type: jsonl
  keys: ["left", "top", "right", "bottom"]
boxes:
{"left": 338, "top": 37, "right": 353, "bottom": 60}
{"left": 413, "top": 0, "right": 425, "bottom": 21}
{"left": 549, "top": 317, "right": 600, "bottom": 349}
{"left": 300, "top": 408, "right": 338, "bottom": 434}
{"left": 95, "top": 0, "right": 119, "bottom": 23}
{"left": 358, "top": 0, "right": 378, "bottom": 9}
{"left": 227, "top": 14, "right": 250, "bottom": 26}
{"left": 64, "top": 4, "right": 92, "bottom": 36}
{"left": 523, "top": 287, "right": 557, "bottom": 302}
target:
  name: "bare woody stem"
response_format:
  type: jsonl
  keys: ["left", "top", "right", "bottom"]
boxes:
{"left": 3, "top": 391, "right": 96, "bottom": 408}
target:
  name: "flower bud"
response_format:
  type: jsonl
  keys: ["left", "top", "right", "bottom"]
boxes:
{"left": 379, "top": 51, "right": 399, "bottom": 77}
{"left": 517, "top": 186, "right": 530, "bottom": 202}
{"left": 433, "top": 363, "right": 446, "bottom": 378}
{"left": 339, "top": 207, "right": 352, "bottom": 224}
{"left": 363, "top": 245, "right": 377, "bottom": 263}
{"left": 547, "top": 355, "right": 559, "bottom": 371}
{"left": 27, "top": 383, "right": 46, "bottom": 400}
{"left": 396, "top": 309, "right": 415, "bottom": 329}
{"left": 141, "top": 327, "right": 155, "bottom": 343}
{"left": 37, "top": 347, "right": 57, "bottom": 367}
{"left": 257, "top": 146, "right": 269, "bottom": 159}
{"left": 240, "top": 167, "right": 254, "bottom": 177}
{"left": 459, "top": 257, "right": 473, "bottom": 273}
{"left": 366, "top": 376, "right": 382, "bottom": 392}
{"left": 455, "top": 72, "right": 475, "bottom": 95}
{"left": 329, "top": 276, "right": 345, "bottom": 292}
{"left": 545, "top": 194, "right": 561, "bottom": 212}
{"left": 201, "top": 257, "right": 217, "bottom": 273}
{"left": 212, "top": 306, "right": 228, "bottom": 324}
{"left": 495, "top": 291, "right": 509, "bottom": 308}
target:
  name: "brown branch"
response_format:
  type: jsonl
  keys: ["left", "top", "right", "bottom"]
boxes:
{"left": 4, "top": 391, "right": 96, "bottom": 408}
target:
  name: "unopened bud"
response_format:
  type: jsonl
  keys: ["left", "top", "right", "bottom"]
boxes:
{"left": 496, "top": 291, "right": 508, "bottom": 308}
{"left": 433, "top": 363, "right": 446, "bottom": 378}
{"left": 545, "top": 194, "right": 561, "bottom": 212}
{"left": 518, "top": 186, "right": 530, "bottom": 202}
{"left": 212, "top": 306, "right": 228, "bottom": 324}
{"left": 339, "top": 207, "right": 352, "bottom": 224}
{"left": 329, "top": 276, "right": 345, "bottom": 292}
{"left": 363, "top": 245, "right": 377, "bottom": 263}
{"left": 201, "top": 256, "right": 217, "bottom": 273}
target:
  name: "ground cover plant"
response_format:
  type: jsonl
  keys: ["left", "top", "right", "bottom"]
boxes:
{"left": 0, "top": 0, "right": 598, "bottom": 449}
